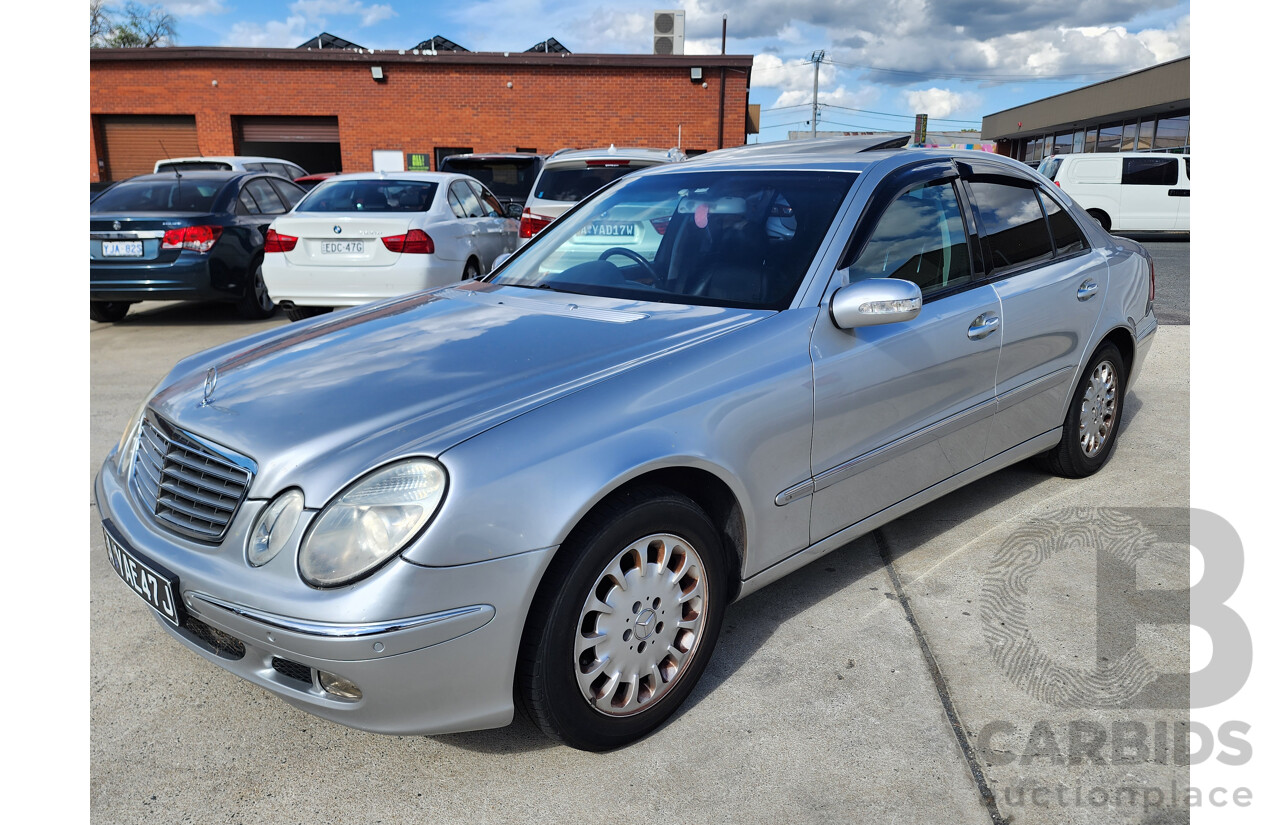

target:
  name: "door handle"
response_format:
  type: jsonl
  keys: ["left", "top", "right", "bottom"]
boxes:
{"left": 967, "top": 314, "right": 1000, "bottom": 340}
{"left": 1168, "top": 189, "right": 1190, "bottom": 197}
{"left": 1077, "top": 279, "right": 1099, "bottom": 301}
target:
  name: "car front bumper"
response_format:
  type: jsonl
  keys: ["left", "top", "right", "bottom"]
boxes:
{"left": 94, "top": 458, "right": 556, "bottom": 736}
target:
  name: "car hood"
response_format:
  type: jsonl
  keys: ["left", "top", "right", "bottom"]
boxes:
{"left": 149, "top": 283, "right": 767, "bottom": 502}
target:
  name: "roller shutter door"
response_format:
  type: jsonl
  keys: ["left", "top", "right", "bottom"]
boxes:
{"left": 236, "top": 116, "right": 339, "bottom": 143}
{"left": 99, "top": 115, "right": 200, "bottom": 181}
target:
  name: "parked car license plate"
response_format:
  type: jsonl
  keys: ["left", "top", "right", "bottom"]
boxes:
{"left": 582, "top": 221, "right": 637, "bottom": 238}
{"left": 102, "top": 241, "right": 144, "bottom": 257}
{"left": 103, "top": 522, "right": 183, "bottom": 627}
{"left": 321, "top": 241, "right": 365, "bottom": 254}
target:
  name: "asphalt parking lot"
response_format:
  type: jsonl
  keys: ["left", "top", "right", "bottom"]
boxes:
{"left": 90, "top": 242, "right": 1191, "bottom": 824}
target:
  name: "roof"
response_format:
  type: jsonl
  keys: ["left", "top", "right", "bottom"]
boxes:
{"left": 544, "top": 146, "right": 685, "bottom": 164}
{"left": 439, "top": 153, "right": 544, "bottom": 162}
{"left": 89, "top": 47, "right": 755, "bottom": 71}
{"left": 315, "top": 171, "right": 458, "bottom": 182}
{"left": 688, "top": 134, "right": 913, "bottom": 163}
{"left": 651, "top": 146, "right": 1027, "bottom": 177}
{"left": 157, "top": 156, "right": 297, "bottom": 165}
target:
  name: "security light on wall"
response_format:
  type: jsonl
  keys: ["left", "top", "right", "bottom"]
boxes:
{"left": 690, "top": 67, "right": 703, "bottom": 83}
{"left": 371, "top": 66, "right": 385, "bottom": 82}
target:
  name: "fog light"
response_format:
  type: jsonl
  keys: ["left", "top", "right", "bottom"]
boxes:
{"left": 318, "top": 671, "right": 363, "bottom": 700}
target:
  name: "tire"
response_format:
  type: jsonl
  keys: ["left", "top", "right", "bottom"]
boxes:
{"left": 463, "top": 258, "right": 481, "bottom": 281}
{"left": 235, "top": 260, "right": 275, "bottom": 320}
{"left": 1087, "top": 209, "right": 1112, "bottom": 232}
{"left": 90, "top": 301, "right": 132, "bottom": 323}
{"left": 285, "top": 305, "right": 333, "bottom": 323}
{"left": 1038, "top": 341, "right": 1127, "bottom": 478}
{"left": 517, "top": 485, "right": 727, "bottom": 751}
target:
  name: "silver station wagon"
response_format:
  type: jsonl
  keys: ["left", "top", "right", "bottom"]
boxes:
{"left": 96, "top": 144, "right": 1157, "bottom": 751}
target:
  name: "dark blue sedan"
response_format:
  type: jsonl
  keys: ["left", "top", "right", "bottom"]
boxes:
{"left": 90, "top": 171, "right": 306, "bottom": 322}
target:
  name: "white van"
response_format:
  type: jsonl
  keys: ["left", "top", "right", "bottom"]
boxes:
{"left": 1039, "top": 152, "right": 1189, "bottom": 232}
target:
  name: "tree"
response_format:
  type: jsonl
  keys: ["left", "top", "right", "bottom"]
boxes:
{"left": 91, "top": 2, "right": 177, "bottom": 48}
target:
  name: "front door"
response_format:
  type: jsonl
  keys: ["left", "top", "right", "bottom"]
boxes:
{"left": 809, "top": 173, "right": 1001, "bottom": 542}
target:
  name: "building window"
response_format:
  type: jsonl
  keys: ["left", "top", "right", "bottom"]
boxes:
{"left": 516, "top": 147, "right": 537, "bottom": 153}
{"left": 1153, "top": 115, "right": 1190, "bottom": 152}
{"left": 1053, "top": 132, "right": 1072, "bottom": 156}
{"left": 1072, "top": 130, "right": 1085, "bottom": 153}
{"left": 1084, "top": 128, "right": 1099, "bottom": 153}
{"left": 1137, "top": 119, "right": 1156, "bottom": 151}
{"left": 1121, "top": 121, "right": 1139, "bottom": 151}
{"left": 1096, "top": 124, "right": 1123, "bottom": 152}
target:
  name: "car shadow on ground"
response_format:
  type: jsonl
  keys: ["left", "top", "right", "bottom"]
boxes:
{"left": 91, "top": 300, "right": 283, "bottom": 328}
{"left": 441, "top": 387, "right": 1150, "bottom": 755}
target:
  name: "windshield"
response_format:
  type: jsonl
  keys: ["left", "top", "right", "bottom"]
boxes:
{"left": 91, "top": 179, "right": 223, "bottom": 213}
{"left": 487, "top": 169, "right": 855, "bottom": 310}
{"left": 440, "top": 158, "right": 540, "bottom": 199}
{"left": 157, "top": 161, "right": 233, "bottom": 172}
{"left": 295, "top": 179, "right": 439, "bottom": 212}
{"left": 534, "top": 163, "right": 658, "bottom": 202}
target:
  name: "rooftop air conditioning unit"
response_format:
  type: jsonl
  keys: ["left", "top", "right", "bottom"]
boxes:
{"left": 653, "top": 10, "right": 685, "bottom": 55}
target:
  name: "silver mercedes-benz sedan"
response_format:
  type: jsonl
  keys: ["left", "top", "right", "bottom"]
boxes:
{"left": 96, "top": 146, "right": 1157, "bottom": 751}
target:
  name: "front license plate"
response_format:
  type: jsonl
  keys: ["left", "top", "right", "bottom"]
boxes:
{"left": 103, "top": 522, "right": 183, "bottom": 627}
{"left": 102, "top": 240, "right": 144, "bottom": 257}
{"left": 582, "top": 221, "right": 637, "bottom": 238}
{"left": 321, "top": 241, "right": 365, "bottom": 254}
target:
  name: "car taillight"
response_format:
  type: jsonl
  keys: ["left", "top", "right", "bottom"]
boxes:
{"left": 520, "top": 209, "right": 552, "bottom": 239}
{"left": 1148, "top": 256, "right": 1156, "bottom": 306}
{"left": 382, "top": 229, "right": 434, "bottom": 254}
{"left": 1054, "top": 180, "right": 1061, "bottom": 187}
{"left": 161, "top": 225, "right": 224, "bottom": 253}
{"left": 264, "top": 228, "right": 297, "bottom": 253}
{"left": 650, "top": 216, "right": 671, "bottom": 235}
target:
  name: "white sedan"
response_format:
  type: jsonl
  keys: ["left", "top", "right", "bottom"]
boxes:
{"left": 262, "top": 172, "right": 518, "bottom": 321}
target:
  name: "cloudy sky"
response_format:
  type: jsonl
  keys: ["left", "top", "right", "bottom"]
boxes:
{"left": 141, "top": 0, "right": 1189, "bottom": 142}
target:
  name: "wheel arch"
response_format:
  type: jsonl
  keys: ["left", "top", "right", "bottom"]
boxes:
{"left": 1097, "top": 325, "right": 1136, "bottom": 389}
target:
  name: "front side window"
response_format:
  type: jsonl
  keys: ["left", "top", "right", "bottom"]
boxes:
{"left": 846, "top": 181, "right": 972, "bottom": 297}
{"left": 296, "top": 180, "right": 438, "bottom": 213}
{"left": 487, "top": 170, "right": 855, "bottom": 310}
{"left": 967, "top": 180, "right": 1053, "bottom": 272}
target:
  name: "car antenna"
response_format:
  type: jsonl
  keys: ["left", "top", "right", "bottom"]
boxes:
{"left": 158, "top": 139, "right": 181, "bottom": 178}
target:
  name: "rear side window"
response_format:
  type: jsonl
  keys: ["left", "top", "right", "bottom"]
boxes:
{"left": 1039, "top": 193, "right": 1085, "bottom": 256}
{"left": 847, "top": 181, "right": 972, "bottom": 297}
{"left": 1121, "top": 157, "right": 1179, "bottom": 186}
{"left": 297, "top": 180, "right": 439, "bottom": 213}
{"left": 967, "top": 181, "right": 1054, "bottom": 272}
{"left": 269, "top": 179, "right": 306, "bottom": 210}
{"left": 244, "top": 179, "right": 287, "bottom": 214}
{"left": 91, "top": 179, "right": 222, "bottom": 213}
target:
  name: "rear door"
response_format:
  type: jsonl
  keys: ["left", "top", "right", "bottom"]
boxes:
{"left": 960, "top": 168, "right": 1108, "bottom": 455}
{"left": 808, "top": 161, "right": 1001, "bottom": 542}
{"left": 466, "top": 180, "right": 517, "bottom": 265}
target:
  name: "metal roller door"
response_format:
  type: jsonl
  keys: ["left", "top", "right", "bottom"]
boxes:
{"left": 99, "top": 115, "right": 200, "bottom": 181}
{"left": 235, "top": 116, "right": 342, "bottom": 174}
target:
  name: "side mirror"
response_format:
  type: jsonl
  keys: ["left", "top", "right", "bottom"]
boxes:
{"left": 830, "top": 278, "right": 922, "bottom": 329}
{"left": 493, "top": 252, "right": 512, "bottom": 270}
{"left": 506, "top": 202, "right": 524, "bottom": 219}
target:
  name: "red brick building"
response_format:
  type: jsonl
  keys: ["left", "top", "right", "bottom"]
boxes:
{"left": 89, "top": 47, "right": 755, "bottom": 182}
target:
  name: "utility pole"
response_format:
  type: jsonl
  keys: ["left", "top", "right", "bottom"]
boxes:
{"left": 809, "top": 50, "right": 825, "bottom": 139}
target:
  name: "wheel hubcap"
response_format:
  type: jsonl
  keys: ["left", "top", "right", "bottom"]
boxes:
{"left": 574, "top": 533, "right": 707, "bottom": 717}
{"left": 1079, "top": 360, "right": 1117, "bottom": 458}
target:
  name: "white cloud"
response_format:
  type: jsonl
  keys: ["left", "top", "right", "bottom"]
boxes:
{"left": 775, "top": 84, "right": 879, "bottom": 110}
{"left": 752, "top": 53, "right": 835, "bottom": 92}
{"left": 224, "top": 15, "right": 311, "bottom": 48}
{"left": 165, "top": 0, "right": 228, "bottom": 15}
{"left": 902, "top": 88, "right": 979, "bottom": 119}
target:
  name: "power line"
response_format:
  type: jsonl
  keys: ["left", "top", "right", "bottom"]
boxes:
{"left": 820, "top": 104, "right": 981, "bottom": 124}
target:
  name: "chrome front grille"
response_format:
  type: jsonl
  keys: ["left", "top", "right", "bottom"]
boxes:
{"left": 132, "top": 417, "right": 253, "bottom": 541}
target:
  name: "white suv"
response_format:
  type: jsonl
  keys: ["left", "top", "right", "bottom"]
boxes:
{"left": 517, "top": 146, "right": 686, "bottom": 246}
{"left": 1039, "top": 152, "right": 1189, "bottom": 232}
{"left": 154, "top": 156, "right": 308, "bottom": 180}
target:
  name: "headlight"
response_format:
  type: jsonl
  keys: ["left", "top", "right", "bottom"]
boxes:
{"left": 299, "top": 459, "right": 447, "bottom": 587}
{"left": 115, "top": 379, "right": 165, "bottom": 475}
{"left": 247, "top": 489, "right": 305, "bottom": 567}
